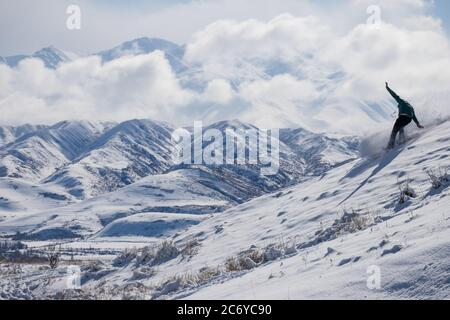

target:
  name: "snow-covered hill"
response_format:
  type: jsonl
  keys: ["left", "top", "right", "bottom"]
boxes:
{"left": 0, "top": 178, "right": 73, "bottom": 218}
{"left": 0, "top": 118, "right": 360, "bottom": 242}
{"left": 0, "top": 120, "right": 449, "bottom": 299}
{"left": 0, "top": 169, "right": 233, "bottom": 240}
{"left": 164, "top": 120, "right": 450, "bottom": 299}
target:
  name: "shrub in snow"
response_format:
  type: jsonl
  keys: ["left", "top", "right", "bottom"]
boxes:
{"left": 348, "top": 214, "right": 371, "bottom": 232}
{"left": 83, "top": 260, "right": 106, "bottom": 273}
{"left": 302, "top": 210, "right": 375, "bottom": 249}
{"left": 225, "top": 255, "right": 257, "bottom": 272}
{"left": 181, "top": 240, "right": 200, "bottom": 258}
{"left": 246, "top": 249, "right": 264, "bottom": 264}
{"left": 425, "top": 168, "right": 449, "bottom": 189}
{"left": 114, "top": 241, "right": 181, "bottom": 268}
{"left": 398, "top": 178, "right": 417, "bottom": 204}
{"left": 195, "top": 266, "right": 221, "bottom": 284}
{"left": 113, "top": 248, "right": 138, "bottom": 267}
{"left": 48, "top": 252, "right": 60, "bottom": 269}
{"left": 332, "top": 210, "right": 372, "bottom": 235}
{"left": 118, "top": 283, "right": 151, "bottom": 300}
{"left": 152, "top": 241, "right": 180, "bottom": 265}
{"left": 225, "top": 256, "right": 242, "bottom": 272}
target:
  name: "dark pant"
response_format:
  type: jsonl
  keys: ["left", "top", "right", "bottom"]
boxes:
{"left": 388, "top": 115, "right": 412, "bottom": 149}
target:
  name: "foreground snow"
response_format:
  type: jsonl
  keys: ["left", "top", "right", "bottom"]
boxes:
{"left": 1, "top": 120, "right": 449, "bottom": 300}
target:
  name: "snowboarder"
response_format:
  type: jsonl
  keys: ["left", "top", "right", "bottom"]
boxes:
{"left": 385, "top": 82, "right": 424, "bottom": 149}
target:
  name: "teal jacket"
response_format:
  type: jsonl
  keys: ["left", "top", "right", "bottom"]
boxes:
{"left": 386, "top": 86, "right": 420, "bottom": 125}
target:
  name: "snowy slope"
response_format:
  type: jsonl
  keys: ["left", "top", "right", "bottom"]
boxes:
{"left": 167, "top": 121, "right": 450, "bottom": 299}
{"left": 53, "top": 119, "right": 447, "bottom": 300}
{"left": 0, "top": 121, "right": 448, "bottom": 299}
{"left": 0, "top": 178, "right": 73, "bottom": 218}
{"left": 0, "top": 169, "right": 233, "bottom": 240}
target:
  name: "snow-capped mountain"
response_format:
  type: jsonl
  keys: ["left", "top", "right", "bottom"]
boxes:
{"left": 96, "top": 37, "right": 187, "bottom": 73}
{"left": 200, "top": 120, "right": 307, "bottom": 189}
{"left": 0, "top": 124, "right": 47, "bottom": 146}
{"left": 3, "top": 46, "right": 73, "bottom": 69}
{"left": 0, "top": 121, "right": 114, "bottom": 181}
{"left": 1, "top": 119, "right": 358, "bottom": 201}
{"left": 280, "top": 128, "right": 360, "bottom": 175}
{"left": 44, "top": 119, "right": 176, "bottom": 199}
{"left": 0, "top": 118, "right": 361, "bottom": 241}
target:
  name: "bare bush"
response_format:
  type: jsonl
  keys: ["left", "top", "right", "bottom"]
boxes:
{"left": 195, "top": 266, "right": 221, "bottom": 284}
{"left": 153, "top": 266, "right": 222, "bottom": 299}
{"left": 181, "top": 240, "right": 200, "bottom": 258}
{"left": 301, "top": 210, "right": 375, "bottom": 249}
{"left": 114, "top": 241, "right": 180, "bottom": 268}
{"left": 224, "top": 242, "right": 293, "bottom": 273}
{"left": 152, "top": 241, "right": 180, "bottom": 265}
{"left": 224, "top": 256, "right": 242, "bottom": 272}
{"left": 398, "top": 178, "right": 417, "bottom": 204}
{"left": 113, "top": 247, "right": 138, "bottom": 267}
{"left": 48, "top": 252, "right": 60, "bottom": 269}
{"left": 333, "top": 210, "right": 373, "bottom": 235}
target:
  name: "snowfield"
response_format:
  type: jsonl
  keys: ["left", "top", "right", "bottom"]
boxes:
{"left": 0, "top": 118, "right": 449, "bottom": 300}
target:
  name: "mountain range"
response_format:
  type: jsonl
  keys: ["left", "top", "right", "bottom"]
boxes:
{"left": 0, "top": 38, "right": 185, "bottom": 71}
{"left": 0, "top": 119, "right": 359, "bottom": 240}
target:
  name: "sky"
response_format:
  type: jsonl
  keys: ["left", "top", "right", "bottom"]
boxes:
{"left": 1, "top": 0, "right": 450, "bottom": 56}
{"left": 1, "top": 0, "right": 450, "bottom": 133}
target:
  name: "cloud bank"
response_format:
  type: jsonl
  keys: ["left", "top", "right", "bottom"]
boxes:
{"left": 1, "top": 0, "right": 450, "bottom": 134}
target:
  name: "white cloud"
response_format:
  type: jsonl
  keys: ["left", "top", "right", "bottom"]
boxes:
{"left": 1, "top": 1, "right": 450, "bottom": 134}
{"left": 185, "top": 14, "right": 332, "bottom": 64}
{"left": 202, "top": 79, "right": 234, "bottom": 104}
{"left": 181, "top": 10, "right": 450, "bottom": 133}
{"left": 0, "top": 51, "right": 194, "bottom": 125}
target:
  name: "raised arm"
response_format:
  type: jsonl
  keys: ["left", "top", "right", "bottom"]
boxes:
{"left": 385, "top": 82, "right": 402, "bottom": 104}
